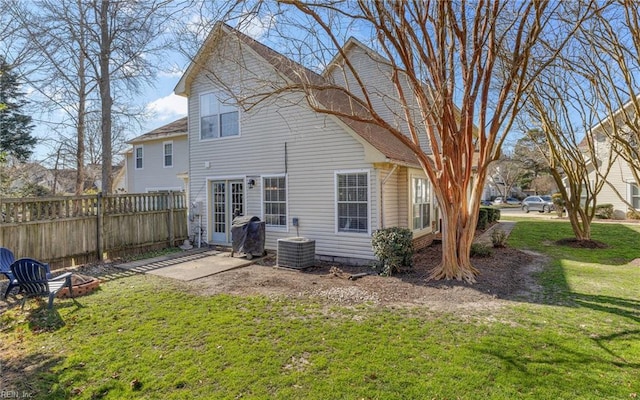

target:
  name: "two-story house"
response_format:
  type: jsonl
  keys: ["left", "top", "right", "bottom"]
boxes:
{"left": 581, "top": 96, "right": 640, "bottom": 219}
{"left": 124, "top": 117, "right": 189, "bottom": 193}
{"left": 174, "top": 23, "right": 439, "bottom": 265}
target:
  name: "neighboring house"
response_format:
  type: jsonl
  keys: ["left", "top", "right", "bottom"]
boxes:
{"left": 174, "top": 23, "right": 441, "bottom": 265}
{"left": 124, "top": 117, "right": 189, "bottom": 193}
{"left": 584, "top": 99, "right": 640, "bottom": 219}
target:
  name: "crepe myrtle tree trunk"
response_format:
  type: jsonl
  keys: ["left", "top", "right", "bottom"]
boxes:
{"left": 432, "top": 195, "right": 480, "bottom": 282}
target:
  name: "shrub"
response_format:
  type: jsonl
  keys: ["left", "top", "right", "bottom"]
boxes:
{"left": 477, "top": 208, "right": 489, "bottom": 230}
{"left": 470, "top": 243, "right": 492, "bottom": 257}
{"left": 371, "top": 227, "right": 413, "bottom": 276}
{"left": 627, "top": 208, "right": 640, "bottom": 220}
{"left": 552, "top": 193, "right": 565, "bottom": 217}
{"left": 490, "top": 228, "right": 507, "bottom": 248}
{"left": 594, "top": 204, "right": 614, "bottom": 219}
{"left": 484, "top": 207, "right": 497, "bottom": 223}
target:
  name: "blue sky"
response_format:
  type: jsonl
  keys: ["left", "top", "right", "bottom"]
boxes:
{"left": 20, "top": 3, "right": 278, "bottom": 164}
{"left": 141, "top": 7, "right": 276, "bottom": 133}
{"left": 139, "top": 69, "right": 188, "bottom": 132}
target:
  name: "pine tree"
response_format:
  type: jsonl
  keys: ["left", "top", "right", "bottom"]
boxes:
{"left": 0, "top": 56, "right": 37, "bottom": 161}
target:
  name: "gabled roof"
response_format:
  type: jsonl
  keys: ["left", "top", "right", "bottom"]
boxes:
{"left": 175, "top": 23, "right": 419, "bottom": 167}
{"left": 127, "top": 117, "right": 188, "bottom": 144}
{"left": 323, "top": 37, "right": 390, "bottom": 78}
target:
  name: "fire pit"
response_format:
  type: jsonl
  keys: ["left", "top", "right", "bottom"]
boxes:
{"left": 56, "top": 273, "right": 100, "bottom": 299}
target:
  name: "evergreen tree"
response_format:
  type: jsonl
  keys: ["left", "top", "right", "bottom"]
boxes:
{"left": 0, "top": 56, "right": 37, "bottom": 161}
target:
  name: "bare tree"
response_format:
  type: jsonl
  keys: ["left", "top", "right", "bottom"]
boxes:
{"left": 512, "top": 130, "right": 553, "bottom": 192}
{"left": 488, "top": 156, "right": 526, "bottom": 199}
{"left": 572, "top": 0, "right": 640, "bottom": 209}
{"left": 5, "top": 0, "right": 179, "bottom": 194}
{"left": 523, "top": 59, "right": 617, "bottom": 240}
{"left": 207, "top": 1, "right": 589, "bottom": 282}
{"left": 78, "top": 0, "right": 176, "bottom": 194}
{"left": 529, "top": 175, "right": 557, "bottom": 195}
{"left": 5, "top": 0, "right": 97, "bottom": 194}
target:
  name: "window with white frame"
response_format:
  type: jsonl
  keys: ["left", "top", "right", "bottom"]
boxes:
{"left": 412, "top": 177, "right": 431, "bottom": 230}
{"left": 336, "top": 171, "right": 369, "bottom": 233}
{"left": 630, "top": 183, "right": 640, "bottom": 209}
{"left": 135, "top": 146, "right": 143, "bottom": 169}
{"left": 263, "top": 176, "right": 287, "bottom": 227}
{"left": 163, "top": 142, "right": 173, "bottom": 167}
{"left": 200, "top": 93, "right": 239, "bottom": 139}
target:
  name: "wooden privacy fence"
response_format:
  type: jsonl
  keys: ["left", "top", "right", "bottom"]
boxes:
{"left": 0, "top": 192, "right": 188, "bottom": 269}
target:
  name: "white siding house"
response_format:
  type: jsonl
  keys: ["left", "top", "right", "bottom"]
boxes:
{"left": 174, "top": 24, "right": 438, "bottom": 264}
{"left": 124, "top": 117, "right": 189, "bottom": 193}
{"left": 585, "top": 99, "right": 640, "bottom": 219}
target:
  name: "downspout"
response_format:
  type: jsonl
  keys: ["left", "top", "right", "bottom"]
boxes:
{"left": 380, "top": 164, "right": 399, "bottom": 229}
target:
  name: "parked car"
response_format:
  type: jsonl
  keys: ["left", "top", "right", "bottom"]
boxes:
{"left": 505, "top": 197, "right": 521, "bottom": 205}
{"left": 480, "top": 199, "right": 493, "bottom": 206}
{"left": 522, "top": 195, "right": 554, "bottom": 213}
{"left": 494, "top": 196, "right": 520, "bottom": 205}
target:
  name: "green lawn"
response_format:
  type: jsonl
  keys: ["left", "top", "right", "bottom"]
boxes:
{"left": 1, "top": 220, "right": 639, "bottom": 399}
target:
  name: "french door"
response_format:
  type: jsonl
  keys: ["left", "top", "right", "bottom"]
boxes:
{"left": 210, "top": 179, "right": 244, "bottom": 244}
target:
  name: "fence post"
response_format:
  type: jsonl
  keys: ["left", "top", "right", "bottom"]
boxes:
{"left": 97, "top": 192, "right": 104, "bottom": 260}
{"left": 168, "top": 193, "right": 175, "bottom": 247}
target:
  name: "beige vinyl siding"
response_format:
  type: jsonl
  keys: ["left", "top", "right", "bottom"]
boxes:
{"left": 586, "top": 122, "right": 637, "bottom": 218}
{"left": 187, "top": 48, "right": 381, "bottom": 261}
{"left": 590, "top": 156, "right": 637, "bottom": 218}
{"left": 585, "top": 110, "right": 640, "bottom": 218}
{"left": 329, "top": 45, "right": 398, "bottom": 127}
{"left": 397, "top": 168, "right": 409, "bottom": 228}
{"left": 379, "top": 164, "right": 402, "bottom": 228}
{"left": 125, "top": 152, "right": 133, "bottom": 192}
{"left": 328, "top": 43, "right": 432, "bottom": 154}
{"left": 125, "top": 135, "right": 188, "bottom": 193}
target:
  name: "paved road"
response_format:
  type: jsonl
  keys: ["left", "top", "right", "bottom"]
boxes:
{"left": 497, "top": 206, "right": 559, "bottom": 219}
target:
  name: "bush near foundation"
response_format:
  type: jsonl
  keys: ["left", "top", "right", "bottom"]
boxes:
{"left": 371, "top": 227, "right": 413, "bottom": 276}
{"left": 594, "top": 204, "right": 614, "bottom": 219}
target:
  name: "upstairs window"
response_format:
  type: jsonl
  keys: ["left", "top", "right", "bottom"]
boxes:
{"left": 135, "top": 146, "right": 143, "bottom": 169}
{"left": 200, "top": 93, "right": 239, "bottom": 139}
{"left": 163, "top": 142, "right": 173, "bottom": 167}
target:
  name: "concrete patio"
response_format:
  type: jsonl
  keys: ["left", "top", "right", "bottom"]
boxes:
{"left": 113, "top": 249, "right": 257, "bottom": 281}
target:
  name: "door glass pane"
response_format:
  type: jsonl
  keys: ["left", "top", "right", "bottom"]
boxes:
{"left": 231, "top": 182, "right": 244, "bottom": 217}
{"left": 213, "top": 182, "right": 226, "bottom": 233}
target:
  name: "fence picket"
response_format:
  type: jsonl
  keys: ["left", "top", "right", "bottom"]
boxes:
{"left": 0, "top": 193, "right": 188, "bottom": 269}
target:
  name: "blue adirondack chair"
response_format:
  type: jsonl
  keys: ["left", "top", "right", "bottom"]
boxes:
{"left": 0, "top": 247, "right": 18, "bottom": 299}
{"left": 10, "top": 258, "right": 73, "bottom": 309}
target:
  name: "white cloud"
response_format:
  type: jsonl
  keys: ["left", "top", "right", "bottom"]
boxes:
{"left": 237, "top": 12, "right": 275, "bottom": 40}
{"left": 146, "top": 93, "right": 187, "bottom": 121}
{"left": 159, "top": 69, "right": 185, "bottom": 79}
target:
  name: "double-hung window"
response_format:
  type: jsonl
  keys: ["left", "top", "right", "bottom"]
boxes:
{"left": 336, "top": 171, "right": 369, "bottom": 233}
{"left": 163, "top": 141, "right": 173, "bottom": 167}
{"left": 412, "top": 177, "right": 431, "bottom": 230}
{"left": 630, "top": 183, "right": 640, "bottom": 209}
{"left": 200, "top": 93, "right": 239, "bottom": 139}
{"left": 135, "top": 146, "right": 143, "bottom": 169}
{"left": 263, "top": 176, "right": 287, "bottom": 227}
